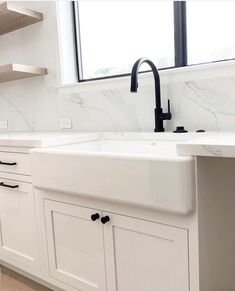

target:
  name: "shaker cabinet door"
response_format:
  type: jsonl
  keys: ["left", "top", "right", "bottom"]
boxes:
{"left": 44, "top": 200, "right": 106, "bottom": 291}
{"left": 0, "top": 180, "right": 40, "bottom": 273}
{"left": 103, "top": 213, "right": 189, "bottom": 291}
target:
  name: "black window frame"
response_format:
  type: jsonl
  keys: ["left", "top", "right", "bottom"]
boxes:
{"left": 73, "top": 1, "right": 187, "bottom": 83}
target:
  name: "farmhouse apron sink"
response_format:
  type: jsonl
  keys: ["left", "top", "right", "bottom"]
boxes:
{"left": 31, "top": 133, "right": 196, "bottom": 215}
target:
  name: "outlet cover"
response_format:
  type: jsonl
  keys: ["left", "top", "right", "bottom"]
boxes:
{"left": 60, "top": 118, "right": 72, "bottom": 129}
{"left": 0, "top": 120, "right": 8, "bottom": 129}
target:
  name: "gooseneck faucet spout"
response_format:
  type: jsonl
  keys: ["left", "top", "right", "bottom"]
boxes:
{"left": 130, "top": 57, "right": 172, "bottom": 132}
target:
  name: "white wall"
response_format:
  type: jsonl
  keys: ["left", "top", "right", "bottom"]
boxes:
{"left": 1, "top": 1, "right": 235, "bottom": 132}
{"left": 0, "top": 1, "right": 60, "bottom": 131}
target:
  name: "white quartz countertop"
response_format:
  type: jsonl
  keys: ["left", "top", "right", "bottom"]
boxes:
{"left": 0, "top": 132, "right": 99, "bottom": 148}
{"left": 0, "top": 131, "right": 203, "bottom": 148}
{"left": 1, "top": 131, "right": 235, "bottom": 158}
{"left": 177, "top": 132, "right": 235, "bottom": 158}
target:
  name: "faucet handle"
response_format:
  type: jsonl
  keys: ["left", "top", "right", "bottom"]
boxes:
{"left": 167, "top": 99, "right": 171, "bottom": 113}
{"left": 160, "top": 99, "right": 172, "bottom": 121}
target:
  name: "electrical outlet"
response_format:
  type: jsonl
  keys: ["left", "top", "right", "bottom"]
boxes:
{"left": 60, "top": 118, "right": 72, "bottom": 129}
{"left": 0, "top": 120, "right": 8, "bottom": 129}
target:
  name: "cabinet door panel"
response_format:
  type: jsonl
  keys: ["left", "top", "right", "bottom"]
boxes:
{"left": 0, "top": 180, "right": 40, "bottom": 272}
{"left": 44, "top": 200, "right": 106, "bottom": 291}
{"left": 104, "top": 213, "right": 189, "bottom": 291}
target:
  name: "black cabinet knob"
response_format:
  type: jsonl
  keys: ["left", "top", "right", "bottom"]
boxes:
{"left": 101, "top": 216, "right": 110, "bottom": 224}
{"left": 91, "top": 213, "right": 100, "bottom": 221}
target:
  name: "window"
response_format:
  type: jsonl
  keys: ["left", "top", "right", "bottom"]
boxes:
{"left": 74, "top": 1, "right": 235, "bottom": 82}
{"left": 187, "top": 1, "right": 235, "bottom": 65}
{"left": 74, "top": 1, "right": 177, "bottom": 81}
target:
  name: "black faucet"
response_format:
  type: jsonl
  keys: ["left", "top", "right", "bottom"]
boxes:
{"left": 130, "top": 57, "right": 172, "bottom": 132}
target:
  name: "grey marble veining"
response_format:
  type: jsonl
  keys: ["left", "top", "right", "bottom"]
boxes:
{"left": 2, "top": 75, "right": 235, "bottom": 132}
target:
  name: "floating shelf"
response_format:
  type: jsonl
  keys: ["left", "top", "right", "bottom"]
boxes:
{"left": 0, "top": 2, "right": 43, "bottom": 36}
{"left": 0, "top": 64, "right": 47, "bottom": 82}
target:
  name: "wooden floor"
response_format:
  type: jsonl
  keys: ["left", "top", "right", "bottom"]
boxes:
{"left": 0, "top": 266, "right": 52, "bottom": 291}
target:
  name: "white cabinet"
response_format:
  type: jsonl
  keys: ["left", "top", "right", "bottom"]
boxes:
{"left": 44, "top": 200, "right": 106, "bottom": 291}
{"left": 0, "top": 149, "right": 41, "bottom": 275}
{"left": 104, "top": 212, "right": 189, "bottom": 291}
{"left": 0, "top": 179, "right": 40, "bottom": 272}
{"left": 44, "top": 200, "right": 189, "bottom": 291}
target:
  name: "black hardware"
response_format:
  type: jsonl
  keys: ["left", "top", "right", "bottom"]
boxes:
{"left": 0, "top": 182, "right": 19, "bottom": 189}
{"left": 173, "top": 126, "right": 188, "bottom": 133}
{"left": 196, "top": 129, "right": 205, "bottom": 132}
{"left": 91, "top": 213, "right": 100, "bottom": 221}
{"left": 0, "top": 161, "right": 17, "bottom": 166}
{"left": 130, "top": 58, "right": 172, "bottom": 132}
{"left": 101, "top": 216, "right": 110, "bottom": 224}
{"left": 168, "top": 99, "right": 171, "bottom": 113}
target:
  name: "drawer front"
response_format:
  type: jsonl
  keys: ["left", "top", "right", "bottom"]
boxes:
{"left": 0, "top": 152, "right": 30, "bottom": 176}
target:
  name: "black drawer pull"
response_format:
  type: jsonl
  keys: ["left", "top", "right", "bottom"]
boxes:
{"left": 0, "top": 182, "right": 19, "bottom": 189}
{"left": 0, "top": 161, "right": 17, "bottom": 166}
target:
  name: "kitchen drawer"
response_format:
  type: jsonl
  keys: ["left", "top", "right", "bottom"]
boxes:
{"left": 0, "top": 152, "right": 30, "bottom": 176}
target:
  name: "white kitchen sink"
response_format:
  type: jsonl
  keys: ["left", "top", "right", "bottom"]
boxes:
{"left": 50, "top": 139, "right": 178, "bottom": 157}
{"left": 31, "top": 132, "right": 200, "bottom": 215}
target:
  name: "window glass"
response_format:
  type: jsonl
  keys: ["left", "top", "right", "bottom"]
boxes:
{"left": 187, "top": 1, "right": 235, "bottom": 65}
{"left": 78, "top": 1, "right": 174, "bottom": 79}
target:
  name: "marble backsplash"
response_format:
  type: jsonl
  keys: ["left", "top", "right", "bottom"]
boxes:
{"left": 1, "top": 74, "right": 235, "bottom": 133}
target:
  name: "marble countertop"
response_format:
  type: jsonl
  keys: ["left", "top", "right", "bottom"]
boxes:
{"left": 1, "top": 131, "right": 235, "bottom": 158}
{"left": 0, "top": 132, "right": 99, "bottom": 148}
{"left": 177, "top": 132, "right": 235, "bottom": 158}
{"left": 0, "top": 131, "right": 204, "bottom": 148}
